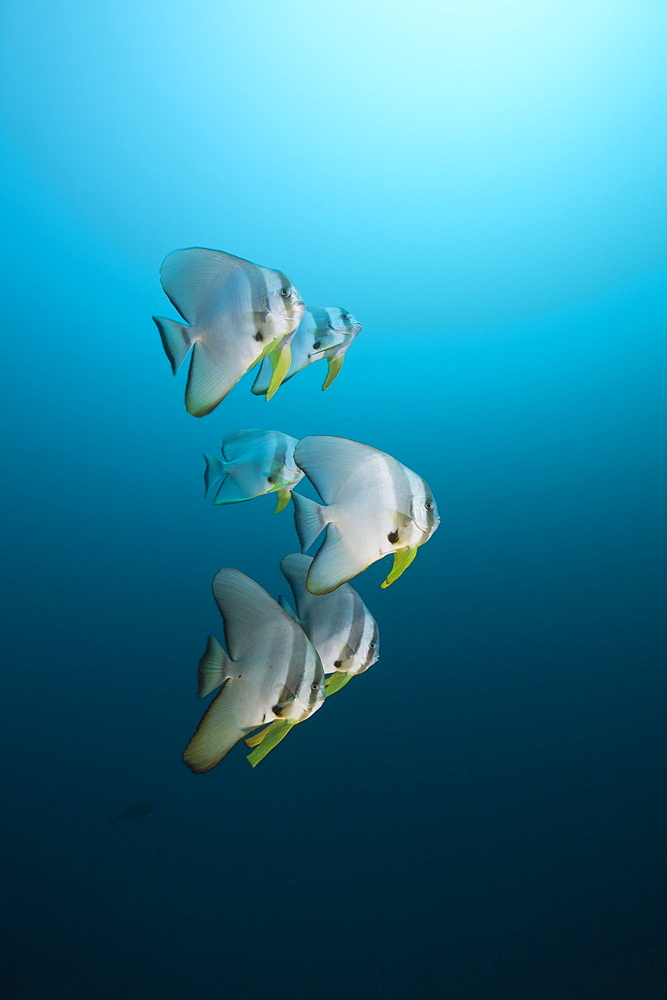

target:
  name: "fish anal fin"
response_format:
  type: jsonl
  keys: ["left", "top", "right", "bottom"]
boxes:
{"left": 306, "top": 522, "right": 368, "bottom": 594}
{"left": 182, "top": 680, "right": 244, "bottom": 773}
{"left": 185, "top": 341, "right": 238, "bottom": 417}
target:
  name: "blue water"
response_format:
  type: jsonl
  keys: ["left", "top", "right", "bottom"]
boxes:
{"left": 1, "top": 3, "right": 665, "bottom": 997}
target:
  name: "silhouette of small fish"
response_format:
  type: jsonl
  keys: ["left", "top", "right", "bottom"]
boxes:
{"left": 109, "top": 802, "right": 154, "bottom": 826}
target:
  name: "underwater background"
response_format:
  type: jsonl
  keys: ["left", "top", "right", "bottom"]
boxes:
{"left": 1, "top": 2, "right": 665, "bottom": 998}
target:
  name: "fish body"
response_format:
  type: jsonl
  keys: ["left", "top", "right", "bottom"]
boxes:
{"left": 291, "top": 436, "right": 440, "bottom": 594}
{"left": 204, "top": 428, "right": 303, "bottom": 511}
{"left": 252, "top": 307, "right": 361, "bottom": 395}
{"left": 280, "top": 553, "right": 379, "bottom": 695}
{"left": 153, "top": 247, "right": 305, "bottom": 416}
{"left": 183, "top": 569, "right": 325, "bottom": 772}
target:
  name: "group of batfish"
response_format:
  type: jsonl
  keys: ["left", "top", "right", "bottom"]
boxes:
{"left": 152, "top": 247, "right": 440, "bottom": 771}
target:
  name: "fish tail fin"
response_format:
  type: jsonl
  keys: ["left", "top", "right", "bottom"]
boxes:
{"left": 197, "top": 635, "right": 232, "bottom": 699}
{"left": 183, "top": 680, "right": 244, "bottom": 773}
{"left": 291, "top": 492, "right": 328, "bottom": 551}
{"left": 265, "top": 341, "right": 292, "bottom": 401}
{"left": 203, "top": 454, "right": 227, "bottom": 497}
{"left": 152, "top": 315, "right": 194, "bottom": 374}
{"left": 322, "top": 353, "right": 345, "bottom": 390}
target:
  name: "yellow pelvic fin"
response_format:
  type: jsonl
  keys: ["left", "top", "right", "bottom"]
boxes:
{"left": 324, "top": 671, "right": 354, "bottom": 697}
{"left": 266, "top": 342, "right": 292, "bottom": 400}
{"left": 247, "top": 332, "right": 282, "bottom": 371}
{"left": 245, "top": 720, "right": 294, "bottom": 767}
{"left": 244, "top": 722, "right": 276, "bottom": 749}
{"left": 273, "top": 488, "right": 292, "bottom": 513}
{"left": 380, "top": 545, "right": 419, "bottom": 589}
{"left": 322, "top": 353, "right": 344, "bottom": 391}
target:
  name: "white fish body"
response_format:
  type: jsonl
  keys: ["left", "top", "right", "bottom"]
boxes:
{"left": 153, "top": 248, "right": 305, "bottom": 416}
{"left": 203, "top": 428, "right": 303, "bottom": 511}
{"left": 183, "top": 569, "right": 325, "bottom": 773}
{"left": 291, "top": 436, "right": 440, "bottom": 594}
{"left": 252, "top": 307, "right": 361, "bottom": 395}
{"left": 280, "top": 553, "right": 379, "bottom": 695}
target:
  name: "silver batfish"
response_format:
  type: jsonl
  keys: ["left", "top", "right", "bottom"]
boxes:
{"left": 291, "top": 436, "right": 440, "bottom": 594}
{"left": 183, "top": 569, "right": 325, "bottom": 771}
{"left": 153, "top": 247, "right": 305, "bottom": 416}
{"left": 204, "top": 428, "right": 303, "bottom": 513}
{"left": 252, "top": 306, "right": 361, "bottom": 395}
{"left": 280, "top": 553, "right": 379, "bottom": 696}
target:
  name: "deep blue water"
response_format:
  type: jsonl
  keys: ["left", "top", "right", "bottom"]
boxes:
{"left": 1, "top": 3, "right": 666, "bottom": 998}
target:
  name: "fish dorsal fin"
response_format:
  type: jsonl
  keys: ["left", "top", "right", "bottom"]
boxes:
{"left": 212, "top": 569, "right": 295, "bottom": 661}
{"left": 306, "top": 522, "right": 369, "bottom": 594}
{"left": 221, "top": 428, "right": 269, "bottom": 463}
{"left": 160, "top": 247, "right": 258, "bottom": 324}
{"left": 280, "top": 553, "right": 313, "bottom": 615}
{"left": 280, "top": 552, "right": 311, "bottom": 590}
{"left": 294, "top": 436, "right": 384, "bottom": 504}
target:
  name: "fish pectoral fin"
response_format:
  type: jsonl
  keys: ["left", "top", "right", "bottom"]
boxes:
{"left": 245, "top": 720, "right": 295, "bottom": 766}
{"left": 265, "top": 341, "right": 292, "bottom": 400}
{"left": 322, "top": 353, "right": 345, "bottom": 390}
{"left": 324, "top": 671, "right": 354, "bottom": 697}
{"left": 273, "top": 488, "right": 292, "bottom": 513}
{"left": 380, "top": 545, "right": 419, "bottom": 589}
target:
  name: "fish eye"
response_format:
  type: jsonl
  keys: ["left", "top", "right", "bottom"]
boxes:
{"left": 310, "top": 682, "right": 319, "bottom": 691}
{"left": 369, "top": 641, "right": 376, "bottom": 649}
{"left": 280, "top": 287, "right": 291, "bottom": 298}
{"left": 425, "top": 501, "right": 433, "bottom": 510}
{"left": 341, "top": 313, "right": 350, "bottom": 321}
